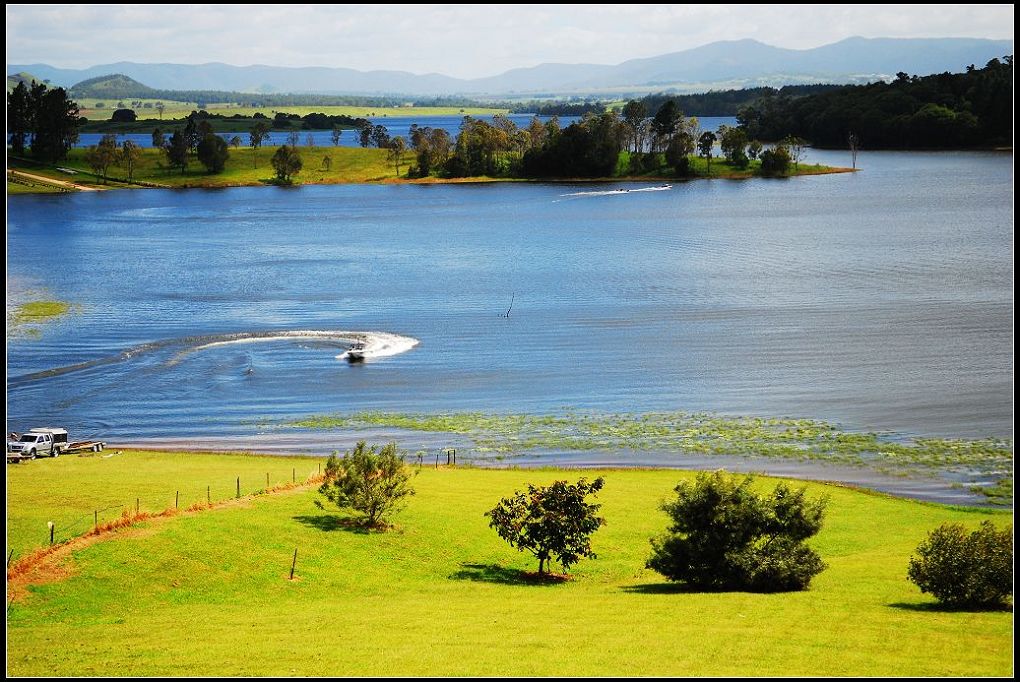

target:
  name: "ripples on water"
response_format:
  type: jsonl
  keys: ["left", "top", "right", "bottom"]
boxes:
{"left": 6, "top": 150, "right": 1013, "bottom": 456}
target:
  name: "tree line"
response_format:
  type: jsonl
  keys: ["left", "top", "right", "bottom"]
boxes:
{"left": 738, "top": 57, "right": 1013, "bottom": 148}
{"left": 7, "top": 80, "right": 82, "bottom": 162}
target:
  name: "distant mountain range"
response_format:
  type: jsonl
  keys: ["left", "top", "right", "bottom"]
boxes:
{"left": 9, "top": 37, "right": 1013, "bottom": 97}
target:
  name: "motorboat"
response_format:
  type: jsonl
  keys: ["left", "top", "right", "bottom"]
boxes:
{"left": 344, "top": 341, "right": 367, "bottom": 362}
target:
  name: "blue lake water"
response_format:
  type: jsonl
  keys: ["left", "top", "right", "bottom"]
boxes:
{"left": 7, "top": 148, "right": 1012, "bottom": 459}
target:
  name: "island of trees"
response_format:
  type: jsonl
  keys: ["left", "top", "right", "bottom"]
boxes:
{"left": 8, "top": 58, "right": 1011, "bottom": 192}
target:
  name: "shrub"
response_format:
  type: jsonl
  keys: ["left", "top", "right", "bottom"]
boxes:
{"left": 907, "top": 521, "right": 1013, "bottom": 608}
{"left": 647, "top": 471, "right": 828, "bottom": 591}
{"left": 759, "top": 145, "right": 792, "bottom": 176}
{"left": 486, "top": 477, "right": 606, "bottom": 575}
{"left": 315, "top": 441, "right": 416, "bottom": 527}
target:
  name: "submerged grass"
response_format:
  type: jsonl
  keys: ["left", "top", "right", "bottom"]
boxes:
{"left": 290, "top": 411, "right": 1013, "bottom": 502}
{"left": 7, "top": 300, "right": 73, "bottom": 338}
{"left": 4, "top": 453, "right": 1013, "bottom": 676}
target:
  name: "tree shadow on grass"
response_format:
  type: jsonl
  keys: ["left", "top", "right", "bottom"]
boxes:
{"left": 292, "top": 514, "right": 386, "bottom": 535}
{"left": 621, "top": 582, "right": 751, "bottom": 595}
{"left": 887, "top": 601, "right": 1013, "bottom": 613}
{"left": 448, "top": 563, "right": 570, "bottom": 586}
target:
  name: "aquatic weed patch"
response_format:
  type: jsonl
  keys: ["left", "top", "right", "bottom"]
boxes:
{"left": 289, "top": 411, "right": 1013, "bottom": 502}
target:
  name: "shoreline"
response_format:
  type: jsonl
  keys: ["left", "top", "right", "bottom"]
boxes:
{"left": 6, "top": 164, "right": 857, "bottom": 194}
{"left": 109, "top": 433, "right": 999, "bottom": 508}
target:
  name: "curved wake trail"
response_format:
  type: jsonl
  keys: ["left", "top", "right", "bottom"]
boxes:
{"left": 8, "top": 330, "right": 419, "bottom": 385}
{"left": 559, "top": 185, "right": 672, "bottom": 197}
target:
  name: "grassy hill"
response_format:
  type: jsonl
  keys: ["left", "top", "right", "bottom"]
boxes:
{"left": 69, "top": 73, "right": 156, "bottom": 98}
{"left": 5, "top": 450, "right": 1012, "bottom": 676}
{"left": 6, "top": 71, "right": 43, "bottom": 92}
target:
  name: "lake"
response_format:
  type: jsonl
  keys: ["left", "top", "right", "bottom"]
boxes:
{"left": 6, "top": 148, "right": 1013, "bottom": 500}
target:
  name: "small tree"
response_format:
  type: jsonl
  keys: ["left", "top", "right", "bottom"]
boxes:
{"left": 783, "top": 135, "right": 807, "bottom": 171}
{"left": 196, "top": 133, "right": 229, "bottom": 173}
{"left": 270, "top": 144, "right": 303, "bottom": 183}
{"left": 388, "top": 136, "right": 406, "bottom": 176}
{"left": 249, "top": 121, "right": 270, "bottom": 168}
{"left": 759, "top": 144, "right": 792, "bottom": 176}
{"left": 907, "top": 521, "right": 1013, "bottom": 608}
{"left": 486, "top": 477, "right": 606, "bottom": 575}
{"left": 697, "top": 131, "right": 716, "bottom": 174}
{"left": 163, "top": 129, "right": 189, "bottom": 174}
{"left": 316, "top": 441, "right": 416, "bottom": 527}
{"left": 331, "top": 124, "right": 343, "bottom": 146}
{"left": 647, "top": 471, "right": 827, "bottom": 592}
{"left": 151, "top": 127, "right": 165, "bottom": 149}
{"left": 85, "top": 133, "right": 119, "bottom": 182}
{"left": 118, "top": 139, "right": 142, "bottom": 183}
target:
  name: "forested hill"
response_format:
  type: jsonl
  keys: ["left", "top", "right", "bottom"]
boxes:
{"left": 737, "top": 57, "right": 1013, "bottom": 148}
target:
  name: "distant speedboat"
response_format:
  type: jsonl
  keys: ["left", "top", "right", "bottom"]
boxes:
{"left": 343, "top": 341, "right": 367, "bottom": 362}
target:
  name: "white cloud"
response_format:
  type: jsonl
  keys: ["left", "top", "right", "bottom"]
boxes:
{"left": 5, "top": 4, "right": 1014, "bottom": 77}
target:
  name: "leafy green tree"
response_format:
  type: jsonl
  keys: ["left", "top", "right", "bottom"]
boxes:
{"left": 647, "top": 471, "right": 828, "bottom": 592}
{"left": 486, "top": 477, "right": 606, "bottom": 575}
{"left": 111, "top": 108, "right": 136, "bottom": 122}
{"left": 370, "top": 124, "right": 391, "bottom": 148}
{"left": 248, "top": 121, "right": 270, "bottom": 167}
{"left": 6, "top": 81, "right": 32, "bottom": 155}
{"left": 229, "top": 135, "right": 242, "bottom": 148}
{"left": 388, "top": 136, "right": 407, "bottom": 176}
{"left": 622, "top": 99, "right": 647, "bottom": 153}
{"left": 85, "top": 133, "right": 119, "bottom": 182}
{"left": 665, "top": 132, "right": 694, "bottom": 176}
{"left": 759, "top": 144, "right": 792, "bottom": 176}
{"left": 719, "top": 125, "right": 750, "bottom": 168}
{"left": 196, "top": 133, "right": 229, "bottom": 173}
{"left": 331, "top": 124, "right": 343, "bottom": 146}
{"left": 907, "top": 521, "right": 1013, "bottom": 608}
{"left": 155, "top": 101, "right": 165, "bottom": 119}
{"left": 151, "top": 127, "right": 165, "bottom": 148}
{"left": 30, "top": 85, "right": 81, "bottom": 162}
{"left": 118, "top": 139, "right": 142, "bottom": 182}
{"left": 316, "top": 441, "right": 416, "bottom": 527}
{"left": 697, "top": 131, "right": 716, "bottom": 174}
{"left": 163, "top": 129, "right": 189, "bottom": 174}
{"left": 651, "top": 100, "right": 681, "bottom": 152}
{"left": 783, "top": 135, "right": 807, "bottom": 170}
{"left": 270, "top": 144, "right": 303, "bottom": 183}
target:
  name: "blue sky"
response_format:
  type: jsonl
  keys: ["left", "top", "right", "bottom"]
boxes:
{"left": 6, "top": 4, "right": 1014, "bottom": 78}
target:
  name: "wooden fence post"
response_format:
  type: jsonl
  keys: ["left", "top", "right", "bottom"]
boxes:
{"left": 290, "top": 548, "right": 298, "bottom": 580}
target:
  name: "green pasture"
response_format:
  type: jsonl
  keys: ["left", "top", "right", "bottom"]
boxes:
{"left": 5, "top": 450, "right": 1013, "bottom": 676}
{"left": 77, "top": 98, "right": 508, "bottom": 121}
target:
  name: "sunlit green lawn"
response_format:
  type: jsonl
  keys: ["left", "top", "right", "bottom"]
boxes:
{"left": 5, "top": 451, "right": 1012, "bottom": 676}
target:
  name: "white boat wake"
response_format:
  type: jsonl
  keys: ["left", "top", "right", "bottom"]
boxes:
{"left": 170, "top": 330, "right": 420, "bottom": 364}
{"left": 559, "top": 185, "right": 672, "bottom": 197}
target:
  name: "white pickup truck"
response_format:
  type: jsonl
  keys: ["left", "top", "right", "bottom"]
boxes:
{"left": 7, "top": 427, "right": 106, "bottom": 462}
{"left": 7, "top": 431, "right": 57, "bottom": 459}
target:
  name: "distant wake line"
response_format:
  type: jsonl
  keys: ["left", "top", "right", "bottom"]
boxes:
{"left": 9, "top": 330, "right": 419, "bottom": 384}
{"left": 560, "top": 185, "right": 672, "bottom": 197}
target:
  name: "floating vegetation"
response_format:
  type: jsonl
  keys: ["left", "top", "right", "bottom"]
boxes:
{"left": 7, "top": 300, "right": 72, "bottom": 338}
{"left": 289, "top": 410, "right": 1013, "bottom": 502}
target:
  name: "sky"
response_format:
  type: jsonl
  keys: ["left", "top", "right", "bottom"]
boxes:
{"left": 6, "top": 4, "right": 1014, "bottom": 79}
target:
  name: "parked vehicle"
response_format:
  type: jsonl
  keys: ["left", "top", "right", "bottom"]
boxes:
{"left": 7, "top": 427, "right": 106, "bottom": 462}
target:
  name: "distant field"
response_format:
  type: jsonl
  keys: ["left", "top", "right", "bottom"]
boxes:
{"left": 77, "top": 98, "right": 509, "bottom": 121}
{"left": 10, "top": 144, "right": 403, "bottom": 188}
{"left": 5, "top": 451, "right": 1013, "bottom": 676}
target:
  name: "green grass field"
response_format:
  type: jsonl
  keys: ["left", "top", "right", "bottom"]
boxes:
{"left": 5, "top": 450, "right": 1012, "bottom": 676}
{"left": 11, "top": 145, "right": 404, "bottom": 189}
{"left": 77, "top": 99, "right": 508, "bottom": 121}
